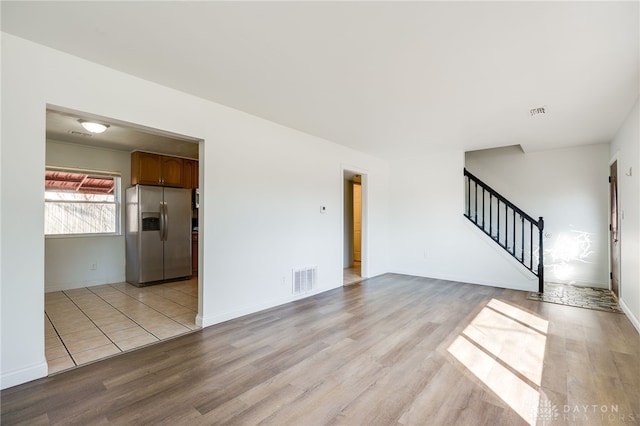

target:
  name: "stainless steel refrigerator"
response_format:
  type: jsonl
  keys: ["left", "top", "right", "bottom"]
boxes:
{"left": 126, "top": 185, "right": 192, "bottom": 286}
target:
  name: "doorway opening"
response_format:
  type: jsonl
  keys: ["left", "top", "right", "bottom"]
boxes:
{"left": 343, "top": 170, "right": 365, "bottom": 286}
{"left": 609, "top": 159, "right": 620, "bottom": 298}
{"left": 44, "top": 106, "right": 203, "bottom": 374}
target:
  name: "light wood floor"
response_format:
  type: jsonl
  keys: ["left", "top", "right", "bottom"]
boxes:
{"left": 2, "top": 274, "right": 639, "bottom": 425}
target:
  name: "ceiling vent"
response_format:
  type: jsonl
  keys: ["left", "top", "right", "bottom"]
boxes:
{"left": 69, "top": 130, "right": 93, "bottom": 137}
{"left": 529, "top": 107, "right": 546, "bottom": 116}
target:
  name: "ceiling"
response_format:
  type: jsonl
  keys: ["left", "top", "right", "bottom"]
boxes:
{"left": 46, "top": 109, "right": 199, "bottom": 159}
{"left": 3, "top": 2, "right": 638, "bottom": 158}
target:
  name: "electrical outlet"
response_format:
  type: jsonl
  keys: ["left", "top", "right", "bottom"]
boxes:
{"left": 91, "top": 263, "right": 97, "bottom": 270}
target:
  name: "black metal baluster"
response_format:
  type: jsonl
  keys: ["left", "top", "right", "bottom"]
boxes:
{"left": 482, "top": 188, "right": 486, "bottom": 231}
{"left": 467, "top": 175, "right": 471, "bottom": 218}
{"left": 512, "top": 209, "right": 516, "bottom": 255}
{"left": 538, "top": 217, "right": 544, "bottom": 293}
{"left": 504, "top": 203, "right": 508, "bottom": 249}
{"left": 530, "top": 222, "right": 533, "bottom": 270}
{"left": 474, "top": 181, "right": 478, "bottom": 223}
{"left": 489, "top": 194, "right": 493, "bottom": 237}
{"left": 496, "top": 201, "right": 500, "bottom": 243}
{"left": 520, "top": 216, "right": 525, "bottom": 262}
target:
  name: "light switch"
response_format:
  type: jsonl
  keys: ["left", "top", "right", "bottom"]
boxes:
{"left": 320, "top": 206, "right": 327, "bottom": 213}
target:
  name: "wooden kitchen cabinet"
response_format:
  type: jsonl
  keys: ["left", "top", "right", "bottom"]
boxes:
{"left": 131, "top": 151, "right": 184, "bottom": 187}
{"left": 193, "top": 161, "right": 199, "bottom": 189}
{"left": 161, "top": 156, "right": 184, "bottom": 187}
{"left": 182, "top": 159, "right": 199, "bottom": 189}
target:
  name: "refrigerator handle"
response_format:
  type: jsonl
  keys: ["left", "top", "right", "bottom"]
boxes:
{"left": 160, "top": 202, "right": 168, "bottom": 241}
{"left": 163, "top": 202, "right": 169, "bottom": 241}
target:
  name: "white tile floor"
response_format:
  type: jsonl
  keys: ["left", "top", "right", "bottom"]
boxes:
{"left": 45, "top": 278, "right": 199, "bottom": 374}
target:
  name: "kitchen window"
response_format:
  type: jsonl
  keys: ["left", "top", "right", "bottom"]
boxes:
{"left": 44, "top": 168, "right": 121, "bottom": 236}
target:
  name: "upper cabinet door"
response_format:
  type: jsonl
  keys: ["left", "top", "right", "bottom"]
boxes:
{"left": 161, "top": 156, "right": 184, "bottom": 187}
{"left": 193, "top": 161, "right": 199, "bottom": 189}
{"left": 131, "top": 152, "right": 186, "bottom": 187}
{"left": 182, "top": 159, "right": 195, "bottom": 189}
{"left": 132, "top": 151, "right": 162, "bottom": 185}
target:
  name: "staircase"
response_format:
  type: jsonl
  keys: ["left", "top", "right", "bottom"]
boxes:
{"left": 464, "top": 168, "right": 545, "bottom": 293}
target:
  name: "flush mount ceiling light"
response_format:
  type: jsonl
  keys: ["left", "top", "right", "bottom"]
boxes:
{"left": 78, "top": 119, "right": 110, "bottom": 134}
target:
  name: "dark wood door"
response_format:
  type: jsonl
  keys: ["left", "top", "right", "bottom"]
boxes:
{"left": 610, "top": 161, "right": 620, "bottom": 297}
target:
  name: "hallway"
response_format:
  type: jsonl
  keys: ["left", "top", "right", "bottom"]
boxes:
{"left": 343, "top": 261, "right": 362, "bottom": 286}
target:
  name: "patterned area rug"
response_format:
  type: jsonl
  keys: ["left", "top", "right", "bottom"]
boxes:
{"left": 528, "top": 282, "right": 623, "bottom": 313}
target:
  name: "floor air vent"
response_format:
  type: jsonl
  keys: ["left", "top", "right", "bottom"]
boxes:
{"left": 293, "top": 266, "right": 317, "bottom": 295}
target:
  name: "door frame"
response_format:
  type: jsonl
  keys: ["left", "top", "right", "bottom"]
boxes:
{"left": 342, "top": 166, "right": 368, "bottom": 281}
{"left": 609, "top": 154, "right": 620, "bottom": 298}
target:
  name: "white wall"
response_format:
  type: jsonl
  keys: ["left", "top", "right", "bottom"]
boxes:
{"left": 198, "top": 104, "right": 389, "bottom": 326}
{"left": 388, "top": 150, "right": 538, "bottom": 291}
{"left": 465, "top": 143, "right": 610, "bottom": 288}
{"left": 45, "top": 140, "right": 130, "bottom": 291}
{"left": 0, "top": 34, "right": 389, "bottom": 389}
{"left": 610, "top": 98, "right": 640, "bottom": 333}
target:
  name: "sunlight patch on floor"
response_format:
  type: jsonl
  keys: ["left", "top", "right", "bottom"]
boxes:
{"left": 447, "top": 298, "right": 549, "bottom": 425}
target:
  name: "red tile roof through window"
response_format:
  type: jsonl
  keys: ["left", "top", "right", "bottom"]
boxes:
{"left": 45, "top": 171, "right": 114, "bottom": 194}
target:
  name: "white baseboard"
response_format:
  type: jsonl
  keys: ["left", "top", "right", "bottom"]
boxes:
{"left": 198, "top": 285, "right": 339, "bottom": 329}
{"left": 195, "top": 313, "right": 205, "bottom": 328}
{"left": 619, "top": 298, "right": 640, "bottom": 335}
{"left": 389, "top": 268, "right": 537, "bottom": 293}
{"left": 45, "top": 275, "right": 126, "bottom": 292}
{"left": 1, "top": 360, "right": 48, "bottom": 390}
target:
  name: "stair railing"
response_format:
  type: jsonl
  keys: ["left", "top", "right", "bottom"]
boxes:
{"left": 464, "top": 168, "right": 544, "bottom": 293}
